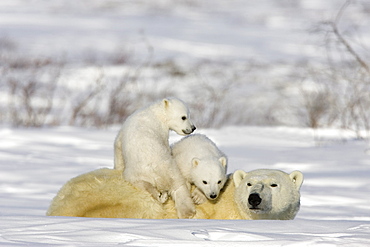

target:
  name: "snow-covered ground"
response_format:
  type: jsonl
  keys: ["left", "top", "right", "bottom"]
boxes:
{"left": 0, "top": 126, "right": 369, "bottom": 246}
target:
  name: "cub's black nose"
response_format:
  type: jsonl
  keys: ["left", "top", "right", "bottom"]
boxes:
{"left": 192, "top": 125, "right": 196, "bottom": 132}
{"left": 248, "top": 193, "right": 262, "bottom": 207}
{"left": 210, "top": 193, "right": 217, "bottom": 199}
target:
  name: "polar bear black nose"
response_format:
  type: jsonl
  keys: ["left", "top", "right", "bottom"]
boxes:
{"left": 191, "top": 125, "right": 196, "bottom": 132}
{"left": 210, "top": 193, "right": 217, "bottom": 199}
{"left": 248, "top": 193, "right": 262, "bottom": 207}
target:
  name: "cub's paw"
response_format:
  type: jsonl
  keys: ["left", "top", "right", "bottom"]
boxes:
{"left": 192, "top": 189, "right": 207, "bottom": 205}
{"left": 158, "top": 191, "right": 169, "bottom": 204}
{"left": 177, "top": 203, "right": 196, "bottom": 219}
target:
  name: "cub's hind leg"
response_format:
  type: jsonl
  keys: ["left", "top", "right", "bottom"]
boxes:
{"left": 135, "top": 180, "right": 169, "bottom": 204}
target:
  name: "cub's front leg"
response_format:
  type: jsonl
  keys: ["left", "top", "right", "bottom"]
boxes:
{"left": 171, "top": 184, "right": 195, "bottom": 219}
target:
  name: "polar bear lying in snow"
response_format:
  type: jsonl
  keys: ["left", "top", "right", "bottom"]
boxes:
{"left": 113, "top": 98, "right": 196, "bottom": 218}
{"left": 47, "top": 168, "right": 303, "bottom": 220}
{"left": 171, "top": 134, "right": 227, "bottom": 204}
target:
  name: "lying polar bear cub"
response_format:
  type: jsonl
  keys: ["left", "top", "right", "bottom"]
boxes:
{"left": 171, "top": 134, "right": 227, "bottom": 204}
{"left": 46, "top": 168, "right": 304, "bottom": 220}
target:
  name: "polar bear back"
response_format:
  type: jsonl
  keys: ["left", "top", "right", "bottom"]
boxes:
{"left": 115, "top": 98, "right": 196, "bottom": 171}
{"left": 47, "top": 168, "right": 302, "bottom": 220}
{"left": 119, "top": 99, "right": 197, "bottom": 190}
{"left": 121, "top": 103, "right": 170, "bottom": 186}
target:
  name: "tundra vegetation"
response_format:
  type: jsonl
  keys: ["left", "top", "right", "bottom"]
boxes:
{"left": 0, "top": 1, "right": 368, "bottom": 139}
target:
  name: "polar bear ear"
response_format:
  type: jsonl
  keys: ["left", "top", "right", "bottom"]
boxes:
{"left": 219, "top": 157, "right": 227, "bottom": 167}
{"left": 233, "top": 170, "right": 248, "bottom": 187}
{"left": 192, "top": 158, "right": 200, "bottom": 167}
{"left": 163, "top": 98, "right": 170, "bottom": 108}
{"left": 289, "top": 171, "right": 304, "bottom": 190}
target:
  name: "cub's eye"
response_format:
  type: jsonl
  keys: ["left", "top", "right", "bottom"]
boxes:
{"left": 218, "top": 180, "right": 221, "bottom": 184}
{"left": 203, "top": 181, "right": 208, "bottom": 185}
{"left": 182, "top": 116, "right": 187, "bottom": 120}
{"left": 247, "top": 183, "right": 252, "bottom": 186}
{"left": 271, "top": 184, "right": 278, "bottom": 187}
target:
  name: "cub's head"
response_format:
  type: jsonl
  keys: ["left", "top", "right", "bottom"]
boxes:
{"left": 192, "top": 156, "right": 227, "bottom": 200}
{"left": 233, "top": 169, "right": 303, "bottom": 220}
{"left": 162, "top": 98, "right": 196, "bottom": 136}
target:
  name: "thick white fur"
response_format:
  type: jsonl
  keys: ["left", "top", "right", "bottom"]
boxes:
{"left": 113, "top": 98, "right": 196, "bottom": 218}
{"left": 233, "top": 169, "right": 304, "bottom": 220}
{"left": 47, "top": 168, "right": 303, "bottom": 220}
{"left": 171, "top": 134, "right": 227, "bottom": 204}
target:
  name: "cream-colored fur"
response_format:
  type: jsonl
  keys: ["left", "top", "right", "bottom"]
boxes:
{"left": 47, "top": 168, "right": 303, "bottom": 220}
{"left": 47, "top": 169, "right": 167, "bottom": 219}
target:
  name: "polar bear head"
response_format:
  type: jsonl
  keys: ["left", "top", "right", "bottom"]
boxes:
{"left": 162, "top": 98, "right": 196, "bottom": 136}
{"left": 191, "top": 156, "right": 227, "bottom": 200}
{"left": 233, "top": 169, "right": 303, "bottom": 220}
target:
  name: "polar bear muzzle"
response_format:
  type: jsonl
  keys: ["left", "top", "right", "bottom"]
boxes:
{"left": 182, "top": 125, "right": 196, "bottom": 135}
{"left": 248, "top": 193, "right": 262, "bottom": 209}
{"left": 209, "top": 192, "right": 218, "bottom": 200}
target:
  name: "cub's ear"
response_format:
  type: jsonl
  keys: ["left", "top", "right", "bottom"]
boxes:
{"left": 289, "top": 170, "right": 304, "bottom": 190}
{"left": 163, "top": 98, "right": 170, "bottom": 108}
{"left": 219, "top": 157, "right": 227, "bottom": 167}
{"left": 192, "top": 158, "right": 200, "bottom": 167}
{"left": 233, "top": 170, "right": 248, "bottom": 187}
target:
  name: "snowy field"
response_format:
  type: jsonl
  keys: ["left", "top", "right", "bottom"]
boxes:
{"left": 0, "top": 126, "right": 370, "bottom": 246}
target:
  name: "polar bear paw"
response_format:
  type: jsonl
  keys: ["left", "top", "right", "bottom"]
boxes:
{"left": 192, "top": 188, "right": 207, "bottom": 205}
{"left": 177, "top": 202, "right": 196, "bottom": 219}
{"left": 172, "top": 186, "right": 196, "bottom": 219}
{"left": 158, "top": 191, "right": 169, "bottom": 204}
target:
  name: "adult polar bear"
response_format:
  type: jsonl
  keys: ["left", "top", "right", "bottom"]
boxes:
{"left": 47, "top": 168, "right": 304, "bottom": 220}
{"left": 113, "top": 98, "right": 196, "bottom": 219}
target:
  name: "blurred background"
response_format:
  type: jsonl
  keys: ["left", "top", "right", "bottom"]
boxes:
{"left": 0, "top": 0, "right": 369, "bottom": 137}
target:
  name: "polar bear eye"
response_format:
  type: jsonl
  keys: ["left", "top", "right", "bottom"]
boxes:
{"left": 218, "top": 180, "right": 221, "bottom": 184}
{"left": 271, "top": 184, "right": 278, "bottom": 187}
{"left": 181, "top": 116, "right": 187, "bottom": 120}
{"left": 203, "top": 180, "right": 208, "bottom": 185}
{"left": 247, "top": 183, "right": 252, "bottom": 186}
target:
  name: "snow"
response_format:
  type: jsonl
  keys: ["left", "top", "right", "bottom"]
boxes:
{"left": 1, "top": 126, "right": 370, "bottom": 246}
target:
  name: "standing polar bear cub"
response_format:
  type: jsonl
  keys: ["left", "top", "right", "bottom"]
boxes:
{"left": 114, "top": 98, "right": 196, "bottom": 218}
{"left": 171, "top": 134, "right": 227, "bottom": 204}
